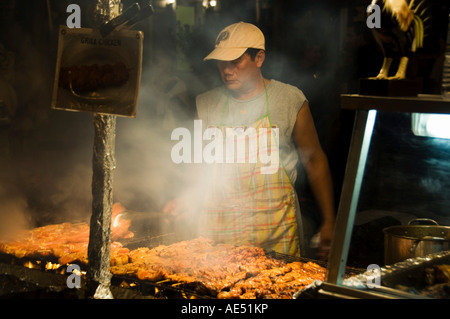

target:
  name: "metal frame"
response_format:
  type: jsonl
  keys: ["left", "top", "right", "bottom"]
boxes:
{"left": 326, "top": 109, "right": 378, "bottom": 285}
{"left": 323, "top": 94, "right": 450, "bottom": 297}
{"left": 317, "top": 282, "right": 427, "bottom": 299}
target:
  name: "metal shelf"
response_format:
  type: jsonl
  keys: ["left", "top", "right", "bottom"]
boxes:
{"left": 341, "top": 94, "right": 450, "bottom": 114}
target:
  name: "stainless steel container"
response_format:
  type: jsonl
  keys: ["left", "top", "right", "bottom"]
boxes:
{"left": 383, "top": 219, "right": 450, "bottom": 265}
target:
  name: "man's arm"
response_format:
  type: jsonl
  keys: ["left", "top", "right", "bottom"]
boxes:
{"left": 292, "top": 101, "right": 335, "bottom": 260}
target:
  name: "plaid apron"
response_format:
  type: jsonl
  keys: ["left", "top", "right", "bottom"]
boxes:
{"left": 201, "top": 87, "right": 301, "bottom": 256}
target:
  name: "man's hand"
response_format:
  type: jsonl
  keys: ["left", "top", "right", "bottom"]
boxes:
{"left": 316, "top": 221, "right": 334, "bottom": 261}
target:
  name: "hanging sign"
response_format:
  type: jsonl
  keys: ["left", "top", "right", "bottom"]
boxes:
{"left": 52, "top": 25, "right": 143, "bottom": 118}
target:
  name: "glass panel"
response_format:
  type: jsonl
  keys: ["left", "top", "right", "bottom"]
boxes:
{"left": 346, "top": 111, "right": 450, "bottom": 270}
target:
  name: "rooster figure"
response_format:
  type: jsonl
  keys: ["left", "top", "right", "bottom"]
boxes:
{"left": 368, "top": 0, "right": 430, "bottom": 79}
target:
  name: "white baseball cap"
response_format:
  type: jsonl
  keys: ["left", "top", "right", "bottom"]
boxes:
{"left": 204, "top": 22, "right": 265, "bottom": 61}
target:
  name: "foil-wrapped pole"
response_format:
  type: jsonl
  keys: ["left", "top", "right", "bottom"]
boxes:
{"left": 85, "top": 0, "right": 122, "bottom": 299}
{"left": 88, "top": 114, "right": 116, "bottom": 299}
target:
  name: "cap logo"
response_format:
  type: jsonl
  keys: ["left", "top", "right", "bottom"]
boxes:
{"left": 215, "top": 31, "right": 229, "bottom": 46}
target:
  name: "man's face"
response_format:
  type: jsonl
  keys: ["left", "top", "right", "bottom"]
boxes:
{"left": 217, "top": 51, "right": 264, "bottom": 97}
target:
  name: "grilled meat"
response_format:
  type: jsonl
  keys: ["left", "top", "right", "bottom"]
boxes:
{"left": 217, "top": 261, "right": 326, "bottom": 299}
{"left": 0, "top": 219, "right": 326, "bottom": 299}
{"left": 0, "top": 203, "right": 133, "bottom": 265}
{"left": 110, "top": 237, "right": 326, "bottom": 298}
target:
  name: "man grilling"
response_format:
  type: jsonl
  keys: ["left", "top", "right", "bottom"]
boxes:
{"left": 166, "top": 22, "right": 335, "bottom": 260}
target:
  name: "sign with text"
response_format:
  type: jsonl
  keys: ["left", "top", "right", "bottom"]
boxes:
{"left": 51, "top": 25, "right": 143, "bottom": 117}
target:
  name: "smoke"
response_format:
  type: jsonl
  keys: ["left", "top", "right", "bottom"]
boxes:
{"left": 48, "top": 162, "right": 92, "bottom": 221}
{"left": 113, "top": 61, "right": 211, "bottom": 239}
{"left": 0, "top": 183, "right": 31, "bottom": 238}
{"left": 0, "top": 2, "right": 358, "bottom": 240}
{"left": 0, "top": 3, "right": 213, "bottom": 239}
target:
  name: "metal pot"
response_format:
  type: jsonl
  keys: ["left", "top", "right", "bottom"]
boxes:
{"left": 383, "top": 219, "right": 450, "bottom": 265}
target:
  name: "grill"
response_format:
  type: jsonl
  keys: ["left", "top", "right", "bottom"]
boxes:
{"left": 110, "top": 247, "right": 332, "bottom": 300}
{"left": 0, "top": 229, "right": 364, "bottom": 300}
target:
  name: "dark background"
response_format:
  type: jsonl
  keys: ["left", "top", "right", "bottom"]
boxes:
{"left": 0, "top": 0, "right": 449, "bottom": 267}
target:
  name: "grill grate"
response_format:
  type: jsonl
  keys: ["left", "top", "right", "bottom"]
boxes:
{"left": 0, "top": 238, "right": 363, "bottom": 299}
{"left": 108, "top": 248, "right": 364, "bottom": 299}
